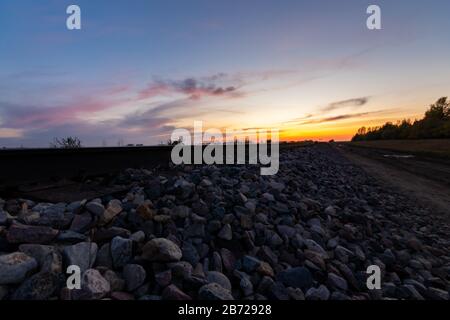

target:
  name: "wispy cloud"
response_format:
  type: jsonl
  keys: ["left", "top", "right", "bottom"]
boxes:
{"left": 138, "top": 75, "right": 243, "bottom": 101}
{"left": 322, "top": 97, "right": 369, "bottom": 112}
{"left": 299, "top": 110, "right": 386, "bottom": 125}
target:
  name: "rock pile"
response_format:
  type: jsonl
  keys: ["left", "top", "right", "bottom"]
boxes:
{"left": 0, "top": 145, "right": 449, "bottom": 300}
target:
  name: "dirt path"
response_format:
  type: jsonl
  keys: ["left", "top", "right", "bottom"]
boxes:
{"left": 338, "top": 145, "right": 450, "bottom": 219}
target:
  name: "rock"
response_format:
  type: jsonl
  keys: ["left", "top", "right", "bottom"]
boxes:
{"left": 123, "top": 264, "right": 146, "bottom": 291}
{"left": 100, "top": 199, "right": 122, "bottom": 225}
{"left": 7, "top": 224, "right": 58, "bottom": 244}
{"left": 155, "top": 270, "right": 172, "bottom": 287}
{"left": 0, "top": 210, "right": 8, "bottom": 225}
{"left": 262, "top": 193, "right": 275, "bottom": 202}
{"left": 170, "top": 205, "right": 190, "bottom": 219}
{"left": 220, "top": 248, "right": 236, "bottom": 273}
{"left": 240, "top": 276, "right": 254, "bottom": 296}
{"left": 103, "top": 270, "right": 125, "bottom": 292}
{"left": 136, "top": 204, "right": 155, "bottom": 220}
{"left": 93, "top": 227, "right": 131, "bottom": 242}
{"left": 111, "top": 292, "right": 134, "bottom": 300}
{"left": 95, "top": 243, "right": 113, "bottom": 268}
{"left": 218, "top": 224, "right": 232, "bottom": 240}
{"left": 69, "top": 212, "right": 93, "bottom": 233}
{"left": 425, "top": 287, "right": 449, "bottom": 300}
{"left": 242, "top": 255, "right": 261, "bottom": 272}
{"left": 335, "top": 245, "right": 353, "bottom": 263}
{"left": 0, "top": 252, "right": 38, "bottom": 284}
{"left": 206, "top": 271, "right": 232, "bottom": 291}
{"left": 182, "top": 242, "right": 200, "bottom": 266}
{"left": 198, "top": 283, "right": 234, "bottom": 300}
{"left": 142, "top": 238, "right": 182, "bottom": 262}
{"left": 63, "top": 242, "right": 98, "bottom": 273}
{"left": 78, "top": 269, "right": 111, "bottom": 300}
{"left": 257, "top": 261, "right": 275, "bottom": 277}
{"left": 169, "top": 261, "right": 193, "bottom": 279}
{"left": 306, "top": 285, "right": 330, "bottom": 300}
{"left": 287, "top": 287, "right": 305, "bottom": 300}
{"left": 327, "top": 273, "right": 348, "bottom": 291}
{"left": 56, "top": 230, "right": 87, "bottom": 243}
{"left": 267, "top": 281, "right": 289, "bottom": 300}
{"left": 86, "top": 201, "right": 105, "bottom": 216}
{"left": 162, "top": 284, "right": 192, "bottom": 300}
{"left": 130, "top": 231, "right": 145, "bottom": 243}
{"left": 304, "top": 239, "right": 327, "bottom": 257}
{"left": 324, "top": 206, "right": 336, "bottom": 216}
{"left": 19, "top": 244, "right": 62, "bottom": 273}
{"left": 12, "top": 272, "right": 59, "bottom": 300}
{"left": 276, "top": 267, "right": 313, "bottom": 290}
{"left": 35, "top": 204, "right": 74, "bottom": 229}
{"left": 111, "top": 236, "right": 133, "bottom": 268}
{"left": 401, "top": 284, "right": 424, "bottom": 300}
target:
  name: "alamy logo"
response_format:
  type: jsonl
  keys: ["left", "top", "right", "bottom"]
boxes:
{"left": 66, "top": 5, "right": 81, "bottom": 30}
{"left": 366, "top": 5, "right": 381, "bottom": 30}
{"left": 66, "top": 265, "right": 81, "bottom": 289}
{"left": 366, "top": 265, "right": 381, "bottom": 290}
{"left": 170, "top": 121, "right": 279, "bottom": 175}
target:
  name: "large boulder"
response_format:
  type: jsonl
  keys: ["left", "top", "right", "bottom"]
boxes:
{"left": 142, "top": 238, "right": 182, "bottom": 262}
{"left": 0, "top": 252, "right": 38, "bottom": 284}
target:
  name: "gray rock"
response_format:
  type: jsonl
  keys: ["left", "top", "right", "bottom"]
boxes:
{"left": 35, "top": 204, "right": 74, "bottom": 229}
{"left": 56, "top": 230, "right": 87, "bottom": 243}
{"left": 155, "top": 270, "right": 172, "bottom": 287}
{"left": 0, "top": 252, "right": 38, "bottom": 284}
{"left": 162, "top": 284, "right": 192, "bottom": 300}
{"left": 306, "top": 285, "right": 330, "bottom": 300}
{"left": 103, "top": 270, "right": 125, "bottom": 292}
{"left": 425, "top": 287, "right": 449, "bottom": 300}
{"left": 111, "top": 236, "right": 133, "bottom": 268}
{"left": 19, "top": 244, "right": 62, "bottom": 273}
{"left": 327, "top": 273, "right": 348, "bottom": 291}
{"left": 206, "top": 271, "right": 232, "bottom": 291}
{"left": 198, "top": 283, "right": 234, "bottom": 300}
{"left": 12, "top": 272, "right": 59, "bottom": 300}
{"left": 242, "top": 255, "right": 261, "bottom": 272}
{"left": 220, "top": 248, "right": 236, "bottom": 273}
{"left": 182, "top": 242, "right": 200, "bottom": 266}
{"left": 218, "top": 224, "right": 232, "bottom": 240}
{"left": 7, "top": 223, "right": 59, "bottom": 244}
{"left": 78, "top": 269, "right": 110, "bottom": 300}
{"left": 130, "top": 231, "right": 145, "bottom": 243}
{"left": 123, "top": 264, "right": 146, "bottom": 291}
{"left": 142, "top": 238, "right": 182, "bottom": 262}
{"left": 63, "top": 242, "right": 98, "bottom": 273}
{"left": 324, "top": 206, "right": 336, "bottom": 216}
{"left": 86, "top": 201, "right": 105, "bottom": 216}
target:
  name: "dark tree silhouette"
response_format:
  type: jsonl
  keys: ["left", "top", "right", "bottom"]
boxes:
{"left": 50, "top": 136, "right": 83, "bottom": 149}
{"left": 352, "top": 97, "right": 450, "bottom": 141}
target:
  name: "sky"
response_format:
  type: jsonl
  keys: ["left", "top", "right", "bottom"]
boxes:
{"left": 1, "top": 0, "right": 450, "bottom": 147}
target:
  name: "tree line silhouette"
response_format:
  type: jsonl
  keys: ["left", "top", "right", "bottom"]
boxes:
{"left": 352, "top": 97, "right": 450, "bottom": 141}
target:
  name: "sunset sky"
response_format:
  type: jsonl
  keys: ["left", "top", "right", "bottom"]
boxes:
{"left": 1, "top": 0, "right": 450, "bottom": 147}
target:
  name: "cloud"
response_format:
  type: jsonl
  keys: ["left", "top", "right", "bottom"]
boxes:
{"left": 322, "top": 97, "right": 369, "bottom": 112}
{"left": 138, "top": 76, "right": 242, "bottom": 101}
{"left": 300, "top": 110, "right": 385, "bottom": 124}
{"left": 0, "top": 128, "right": 24, "bottom": 138}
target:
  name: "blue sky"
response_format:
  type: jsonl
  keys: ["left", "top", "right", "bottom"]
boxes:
{"left": 1, "top": 0, "right": 450, "bottom": 146}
